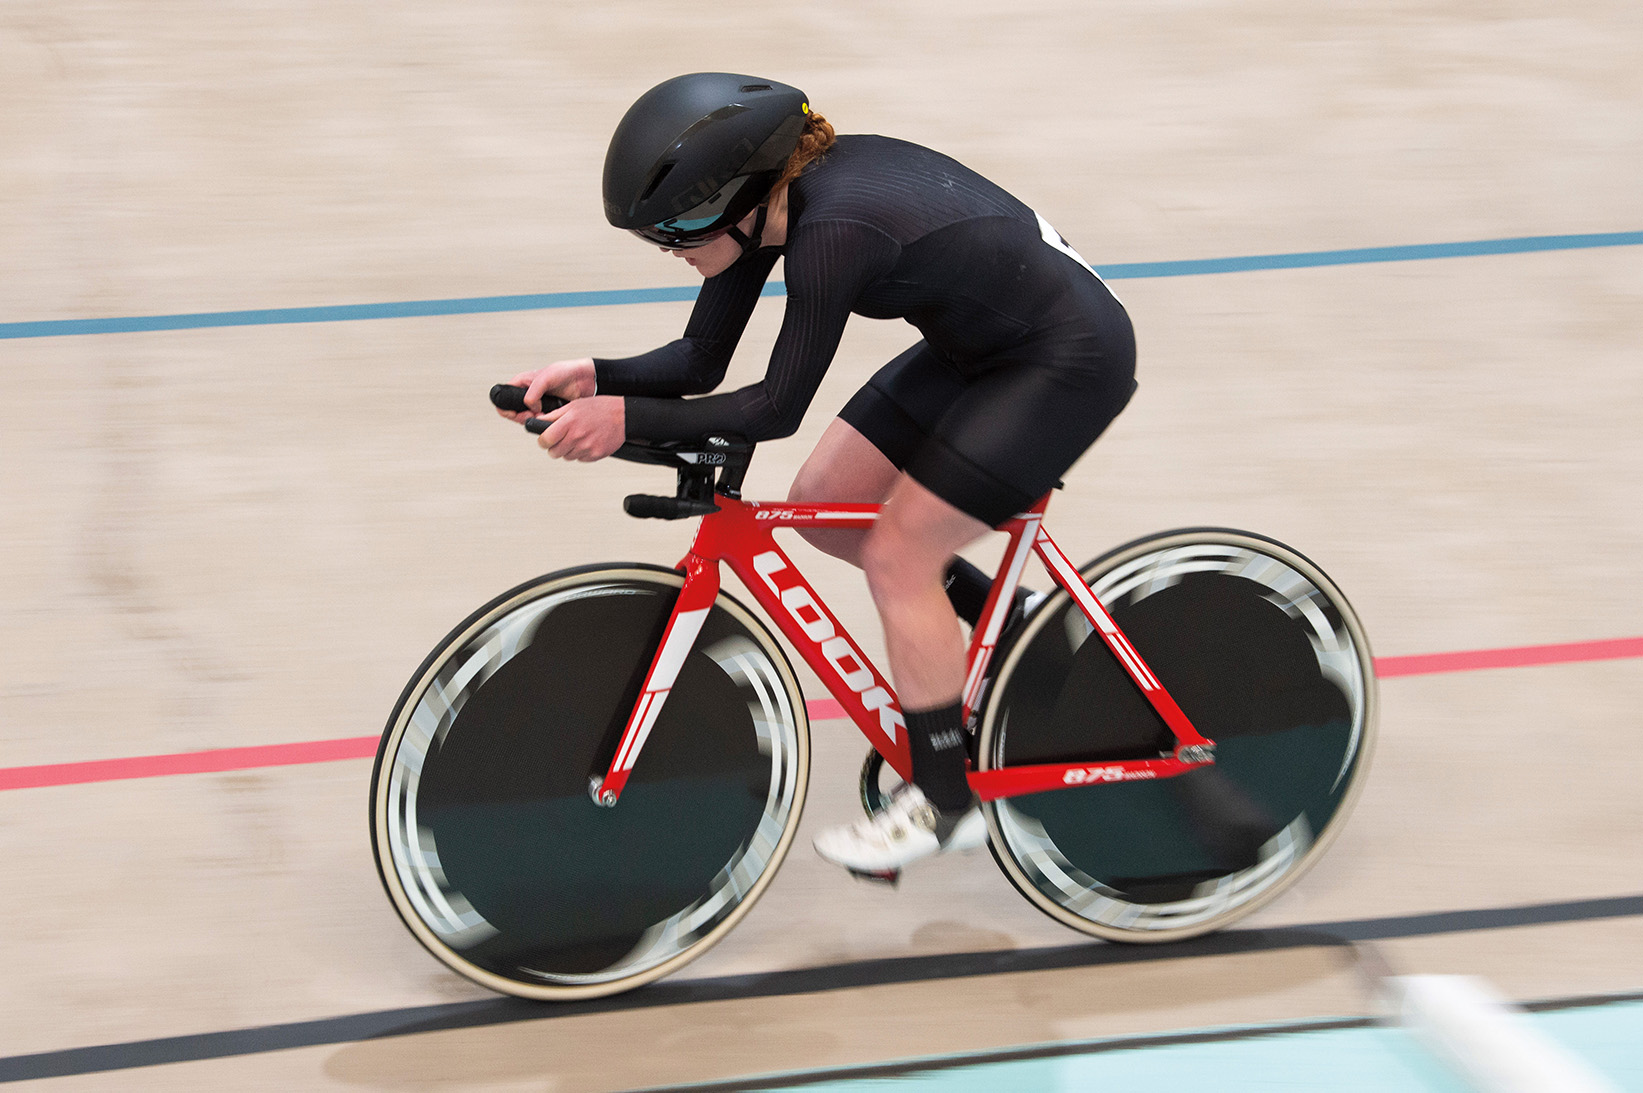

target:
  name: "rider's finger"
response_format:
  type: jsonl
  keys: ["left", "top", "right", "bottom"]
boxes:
{"left": 524, "top": 373, "right": 556, "bottom": 412}
{"left": 537, "top": 413, "right": 571, "bottom": 455}
{"left": 504, "top": 371, "right": 540, "bottom": 410}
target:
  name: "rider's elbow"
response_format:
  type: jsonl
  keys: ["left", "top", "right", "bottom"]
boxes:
{"left": 763, "top": 406, "right": 806, "bottom": 441}
{"left": 679, "top": 346, "right": 731, "bottom": 394}
{"left": 678, "top": 370, "right": 721, "bottom": 396}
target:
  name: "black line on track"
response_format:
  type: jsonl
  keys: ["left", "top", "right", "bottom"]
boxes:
{"left": 1521, "top": 989, "right": 1643, "bottom": 1013}
{"left": 2, "top": 893, "right": 1638, "bottom": 1084}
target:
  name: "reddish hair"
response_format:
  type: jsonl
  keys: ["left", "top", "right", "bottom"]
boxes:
{"left": 774, "top": 112, "right": 836, "bottom": 191}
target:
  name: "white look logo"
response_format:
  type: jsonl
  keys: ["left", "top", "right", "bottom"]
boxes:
{"left": 752, "top": 551, "right": 901, "bottom": 744}
{"left": 1063, "top": 765, "right": 1156, "bottom": 785}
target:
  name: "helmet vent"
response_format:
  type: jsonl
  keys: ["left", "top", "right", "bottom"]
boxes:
{"left": 638, "top": 161, "right": 675, "bottom": 203}
{"left": 739, "top": 83, "right": 772, "bottom": 92}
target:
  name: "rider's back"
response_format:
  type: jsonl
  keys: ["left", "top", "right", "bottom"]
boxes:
{"left": 605, "top": 133, "right": 1122, "bottom": 445}
{"left": 785, "top": 133, "right": 1104, "bottom": 368}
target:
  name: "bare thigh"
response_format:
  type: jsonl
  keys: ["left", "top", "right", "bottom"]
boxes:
{"left": 791, "top": 418, "right": 992, "bottom": 706}
{"left": 787, "top": 418, "right": 901, "bottom": 564}
{"left": 860, "top": 475, "right": 992, "bottom": 706}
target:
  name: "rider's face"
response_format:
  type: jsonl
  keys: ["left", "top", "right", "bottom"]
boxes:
{"left": 660, "top": 209, "right": 758, "bottom": 278}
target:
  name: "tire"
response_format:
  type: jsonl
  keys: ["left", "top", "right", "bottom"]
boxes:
{"left": 369, "top": 564, "right": 810, "bottom": 1000}
{"left": 977, "top": 529, "right": 1376, "bottom": 942}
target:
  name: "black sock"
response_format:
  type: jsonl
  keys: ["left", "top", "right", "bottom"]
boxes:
{"left": 904, "top": 702, "right": 973, "bottom": 812}
{"left": 943, "top": 557, "right": 1032, "bottom": 630}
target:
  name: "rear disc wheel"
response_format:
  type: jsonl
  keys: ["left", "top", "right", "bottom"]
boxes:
{"left": 978, "top": 529, "right": 1376, "bottom": 942}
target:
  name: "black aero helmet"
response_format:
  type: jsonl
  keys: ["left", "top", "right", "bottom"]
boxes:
{"left": 603, "top": 73, "right": 809, "bottom": 249}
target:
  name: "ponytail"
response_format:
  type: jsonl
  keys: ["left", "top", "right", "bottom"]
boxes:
{"left": 774, "top": 112, "right": 836, "bottom": 191}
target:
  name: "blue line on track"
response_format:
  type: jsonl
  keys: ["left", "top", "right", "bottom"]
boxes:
{"left": 3, "top": 231, "right": 1638, "bottom": 341}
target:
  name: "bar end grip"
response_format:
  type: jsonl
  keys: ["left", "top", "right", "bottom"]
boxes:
{"left": 623, "top": 494, "right": 721, "bottom": 520}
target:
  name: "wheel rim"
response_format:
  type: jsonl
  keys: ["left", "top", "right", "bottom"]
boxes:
{"left": 980, "top": 531, "right": 1376, "bottom": 940}
{"left": 373, "top": 568, "right": 808, "bottom": 996}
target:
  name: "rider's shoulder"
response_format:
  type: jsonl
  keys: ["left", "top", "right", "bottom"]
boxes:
{"left": 799, "top": 133, "right": 940, "bottom": 176}
{"left": 784, "top": 135, "right": 922, "bottom": 240}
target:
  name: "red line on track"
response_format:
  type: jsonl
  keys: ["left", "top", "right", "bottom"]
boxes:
{"left": 1373, "top": 635, "right": 1643, "bottom": 678}
{"left": 2, "top": 637, "right": 1638, "bottom": 792}
{"left": 0, "top": 737, "right": 381, "bottom": 792}
{"left": 806, "top": 697, "right": 848, "bottom": 722}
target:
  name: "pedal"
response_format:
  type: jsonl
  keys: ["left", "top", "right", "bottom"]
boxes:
{"left": 847, "top": 866, "right": 901, "bottom": 887}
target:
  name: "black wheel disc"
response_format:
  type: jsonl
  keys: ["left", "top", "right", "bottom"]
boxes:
{"left": 981, "top": 531, "right": 1374, "bottom": 940}
{"left": 373, "top": 568, "right": 807, "bottom": 996}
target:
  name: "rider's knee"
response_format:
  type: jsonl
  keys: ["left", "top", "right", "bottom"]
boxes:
{"left": 860, "top": 520, "right": 937, "bottom": 600}
{"left": 786, "top": 462, "right": 829, "bottom": 504}
{"left": 789, "top": 424, "right": 897, "bottom": 506}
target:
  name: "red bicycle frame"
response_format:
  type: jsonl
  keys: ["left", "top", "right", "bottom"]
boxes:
{"left": 592, "top": 494, "right": 1216, "bottom": 807}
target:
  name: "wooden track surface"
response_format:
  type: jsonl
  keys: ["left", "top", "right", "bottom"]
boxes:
{"left": 2, "top": 2, "right": 1640, "bottom": 1088}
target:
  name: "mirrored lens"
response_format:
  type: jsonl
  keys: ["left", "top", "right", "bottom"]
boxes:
{"left": 630, "top": 174, "right": 758, "bottom": 249}
{"left": 629, "top": 226, "right": 724, "bottom": 250}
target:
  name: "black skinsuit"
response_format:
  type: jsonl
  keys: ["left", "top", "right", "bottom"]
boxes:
{"left": 594, "top": 134, "right": 1136, "bottom": 525}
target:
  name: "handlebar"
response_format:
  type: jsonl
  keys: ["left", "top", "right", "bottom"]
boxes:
{"left": 488, "top": 383, "right": 755, "bottom": 518}
{"left": 489, "top": 383, "right": 566, "bottom": 429}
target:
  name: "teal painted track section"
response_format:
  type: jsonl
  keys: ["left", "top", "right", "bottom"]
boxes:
{"left": 1538, "top": 1001, "right": 1643, "bottom": 1091}
{"left": 790, "top": 1027, "right": 1467, "bottom": 1092}
{"left": 708, "top": 999, "right": 1643, "bottom": 1092}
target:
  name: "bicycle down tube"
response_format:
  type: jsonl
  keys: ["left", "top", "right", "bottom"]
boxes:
{"left": 594, "top": 495, "right": 1216, "bottom": 808}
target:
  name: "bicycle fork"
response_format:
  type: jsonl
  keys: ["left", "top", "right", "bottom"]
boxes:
{"left": 587, "top": 555, "right": 722, "bottom": 807}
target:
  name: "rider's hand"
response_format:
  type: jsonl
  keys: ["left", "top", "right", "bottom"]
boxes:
{"left": 498, "top": 358, "right": 597, "bottom": 423}
{"left": 538, "top": 396, "right": 626, "bottom": 462}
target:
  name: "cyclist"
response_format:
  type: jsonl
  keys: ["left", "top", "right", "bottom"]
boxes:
{"left": 501, "top": 72, "right": 1136, "bottom": 879}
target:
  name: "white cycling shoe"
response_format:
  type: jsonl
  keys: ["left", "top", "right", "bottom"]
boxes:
{"left": 813, "top": 784, "right": 987, "bottom": 882}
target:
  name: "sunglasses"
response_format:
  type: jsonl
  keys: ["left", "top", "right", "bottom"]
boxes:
{"left": 628, "top": 173, "right": 763, "bottom": 249}
{"left": 628, "top": 223, "right": 730, "bottom": 250}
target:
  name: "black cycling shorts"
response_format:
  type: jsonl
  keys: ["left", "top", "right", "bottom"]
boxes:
{"left": 838, "top": 299, "right": 1136, "bottom": 527}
